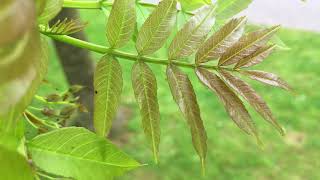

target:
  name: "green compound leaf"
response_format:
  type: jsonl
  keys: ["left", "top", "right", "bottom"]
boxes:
{"left": 239, "top": 70, "right": 291, "bottom": 91}
{"left": 0, "top": 147, "right": 34, "bottom": 180}
{"left": 38, "top": 0, "right": 63, "bottom": 24}
{"left": 168, "top": 5, "right": 216, "bottom": 60}
{"left": 132, "top": 61, "right": 161, "bottom": 163}
{"left": 219, "top": 70, "right": 285, "bottom": 135}
{"left": 136, "top": 0, "right": 177, "bottom": 55}
{"left": 94, "top": 55, "right": 123, "bottom": 137}
{"left": 235, "top": 44, "right": 276, "bottom": 69}
{"left": 167, "top": 65, "right": 207, "bottom": 172}
{"left": 196, "top": 68, "right": 260, "bottom": 141}
{"left": 0, "top": 0, "right": 35, "bottom": 46}
{"left": 216, "top": 0, "right": 253, "bottom": 20}
{"left": 196, "top": 17, "right": 246, "bottom": 64}
{"left": 28, "top": 127, "right": 141, "bottom": 180}
{"left": 219, "top": 25, "right": 280, "bottom": 66}
{"left": 106, "top": 0, "right": 136, "bottom": 48}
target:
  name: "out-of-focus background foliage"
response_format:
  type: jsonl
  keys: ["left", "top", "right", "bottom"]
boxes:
{"left": 38, "top": 0, "right": 320, "bottom": 179}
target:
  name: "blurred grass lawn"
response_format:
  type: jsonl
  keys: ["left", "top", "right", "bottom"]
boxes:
{"left": 42, "top": 10, "right": 320, "bottom": 180}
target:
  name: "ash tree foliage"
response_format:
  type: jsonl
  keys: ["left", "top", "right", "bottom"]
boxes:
{"left": 0, "top": 0, "right": 292, "bottom": 179}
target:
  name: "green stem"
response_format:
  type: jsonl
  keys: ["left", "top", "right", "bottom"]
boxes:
{"left": 47, "top": 34, "right": 233, "bottom": 72}
{"left": 62, "top": 0, "right": 194, "bottom": 15}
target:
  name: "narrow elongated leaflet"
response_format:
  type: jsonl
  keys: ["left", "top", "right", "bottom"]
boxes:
{"left": 219, "top": 25, "right": 280, "bottom": 66}
{"left": 107, "top": 0, "right": 136, "bottom": 48}
{"left": 235, "top": 44, "right": 276, "bottom": 68}
{"left": 136, "top": 0, "right": 177, "bottom": 55}
{"left": 196, "top": 68, "right": 259, "bottom": 140}
{"left": 196, "top": 17, "right": 246, "bottom": 64}
{"left": 166, "top": 65, "right": 207, "bottom": 172}
{"left": 94, "top": 55, "right": 123, "bottom": 137}
{"left": 239, "top": 70, "right": 291, "bottom": 90}
{"left": 219, "top": 70, "right": 284, "bottom": 135}
{"left": 28, "top": 127, "right": 141, "bottom": 180}
{"left": 168, "top": 5, "right": 216, "bottom": 60}
{"left": 132, "top": 61, "right": 161, "bottom": 163}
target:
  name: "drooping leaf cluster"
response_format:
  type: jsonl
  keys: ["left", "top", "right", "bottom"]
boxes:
{"left": 92, "top": 0, "right": 290, "bottom": 172}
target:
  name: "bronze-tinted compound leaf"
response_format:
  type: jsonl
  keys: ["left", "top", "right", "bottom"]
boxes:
{"left": 94, "top": 55, "right": 123, "bottom": 137}
{"left": 38, "top": 0, "right": 63, "bottom": 24}
{"left": 107, "top": 0, "right": 136, "bottom": 48}
{"left": 0, "top": 0, "right": 35, "bottom": 46}
{"left": 136, "top": 0, "right": 177, "bottom": 55}
{"left": 132, "top": 61, "right": 160, "bottom": 163}
{"left": 168, "top": 5, "right": 216, "bottom": 60}
{"left": 239, "top": 70, "right": 291, "bottom": 90}
{"left": 196, "top": 17, "right": 247, "bottom": 64}
{"left": 166, "top": 65, "right": 207, "bottom": 170}
{"left": 235, "top": 44, "right": 276, "bottom": 69}
{"left": 196, "top": 68, "right": 259, "bottom": 138}
{"left": 219, "top": 70, "right": 284, "bottom": 135}
{"left": 219, "top": 25, "right": 280, "bottom": 66}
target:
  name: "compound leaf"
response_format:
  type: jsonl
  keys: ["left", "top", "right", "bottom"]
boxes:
{"left": 219, "top": 25, "right": 280, "bottom": 66}
{"left": 107, "top": 0, "right": 136, "bottom": 48}
{"left": 196, "top": 68, "right": 259, "bottom": 139}
{"left": 168, "top": 5, "right": 216, "bottom": 60}
{"left": 28, "top": 127, "right": 141, "bottom": 180}
{"left": 132, "top": 61, "right": 160, "bottom": 163}
{"left": 219, "top": 70, "right": 284, "bottom": 135}
{"left": 167, "top": 65, "right": 207, "bottom": 171}
{"left": 136, "top": 0, "right": 177, "bottom": 55}
{"left": 94, "top": 55, "right": 123, "bottom": 137}
{"left": 196, "top": 17, "right": 246, "bottom": 64}
{"left": 239, "top": 70, "right": 291, "bottom": 90}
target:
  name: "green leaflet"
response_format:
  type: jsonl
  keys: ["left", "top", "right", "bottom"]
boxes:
{"left": 166, "top": 65, "right": 207, "bottom": 172}
{"left": 106, "top": 0, "right": 136, "bottom": 48}
{"left": 179, "top": 0, "right": 210, "bottom": 11}
{"left": 196, "top": 17, "right": 247, "bottom": 64}
{"left": 168, "top": 5, "right": 216, "bottom": 60}
{"left": 216, "top": 0, "right": 253, "bottom": 21}
{"left": 219, "top": 70, "right": 284, "bottom": 135}
{"left": 136, "top": 0, "right": 177, "bottom": 55}
{"left": 0, "top": 0, "right": 35, "bottom": 46}
{"left": 0, "top": 147, "right": 34, "bottom": 180}
{"left": 219, "top": 25, "right": 280, "bottom": 66}
{"left": 196, "top": 68, "right": 260, "bottom": 141}
{"left": 132, "top": 61, "right": 160, "bottom": 163}
{"left": 38, "top": 0, "right": 63, "bottom": 24}
{"left": 235, "top": 44, "right": 276, "bottom": 68}
{"left": 94, "top": 55, "right": 123, "bottom": 137}
{"left": 27, "top": 127, "right": 141, "bottom": 180}
{"left": 239, "top": 70, "right": 291, "bottom": 90}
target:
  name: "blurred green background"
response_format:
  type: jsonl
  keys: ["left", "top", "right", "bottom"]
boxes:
{"left": 41, "top": 9, "right": 320, "bottom": 180}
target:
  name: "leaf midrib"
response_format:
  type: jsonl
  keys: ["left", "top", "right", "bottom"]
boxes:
{"left": 29, "top": 145, "right": 139, "bottom": 168}
{"left": 220, "top": 27, "right": 279, "bottom": 65}
{"left": 170, "top": 68, "right": 204, "bottom": 158}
